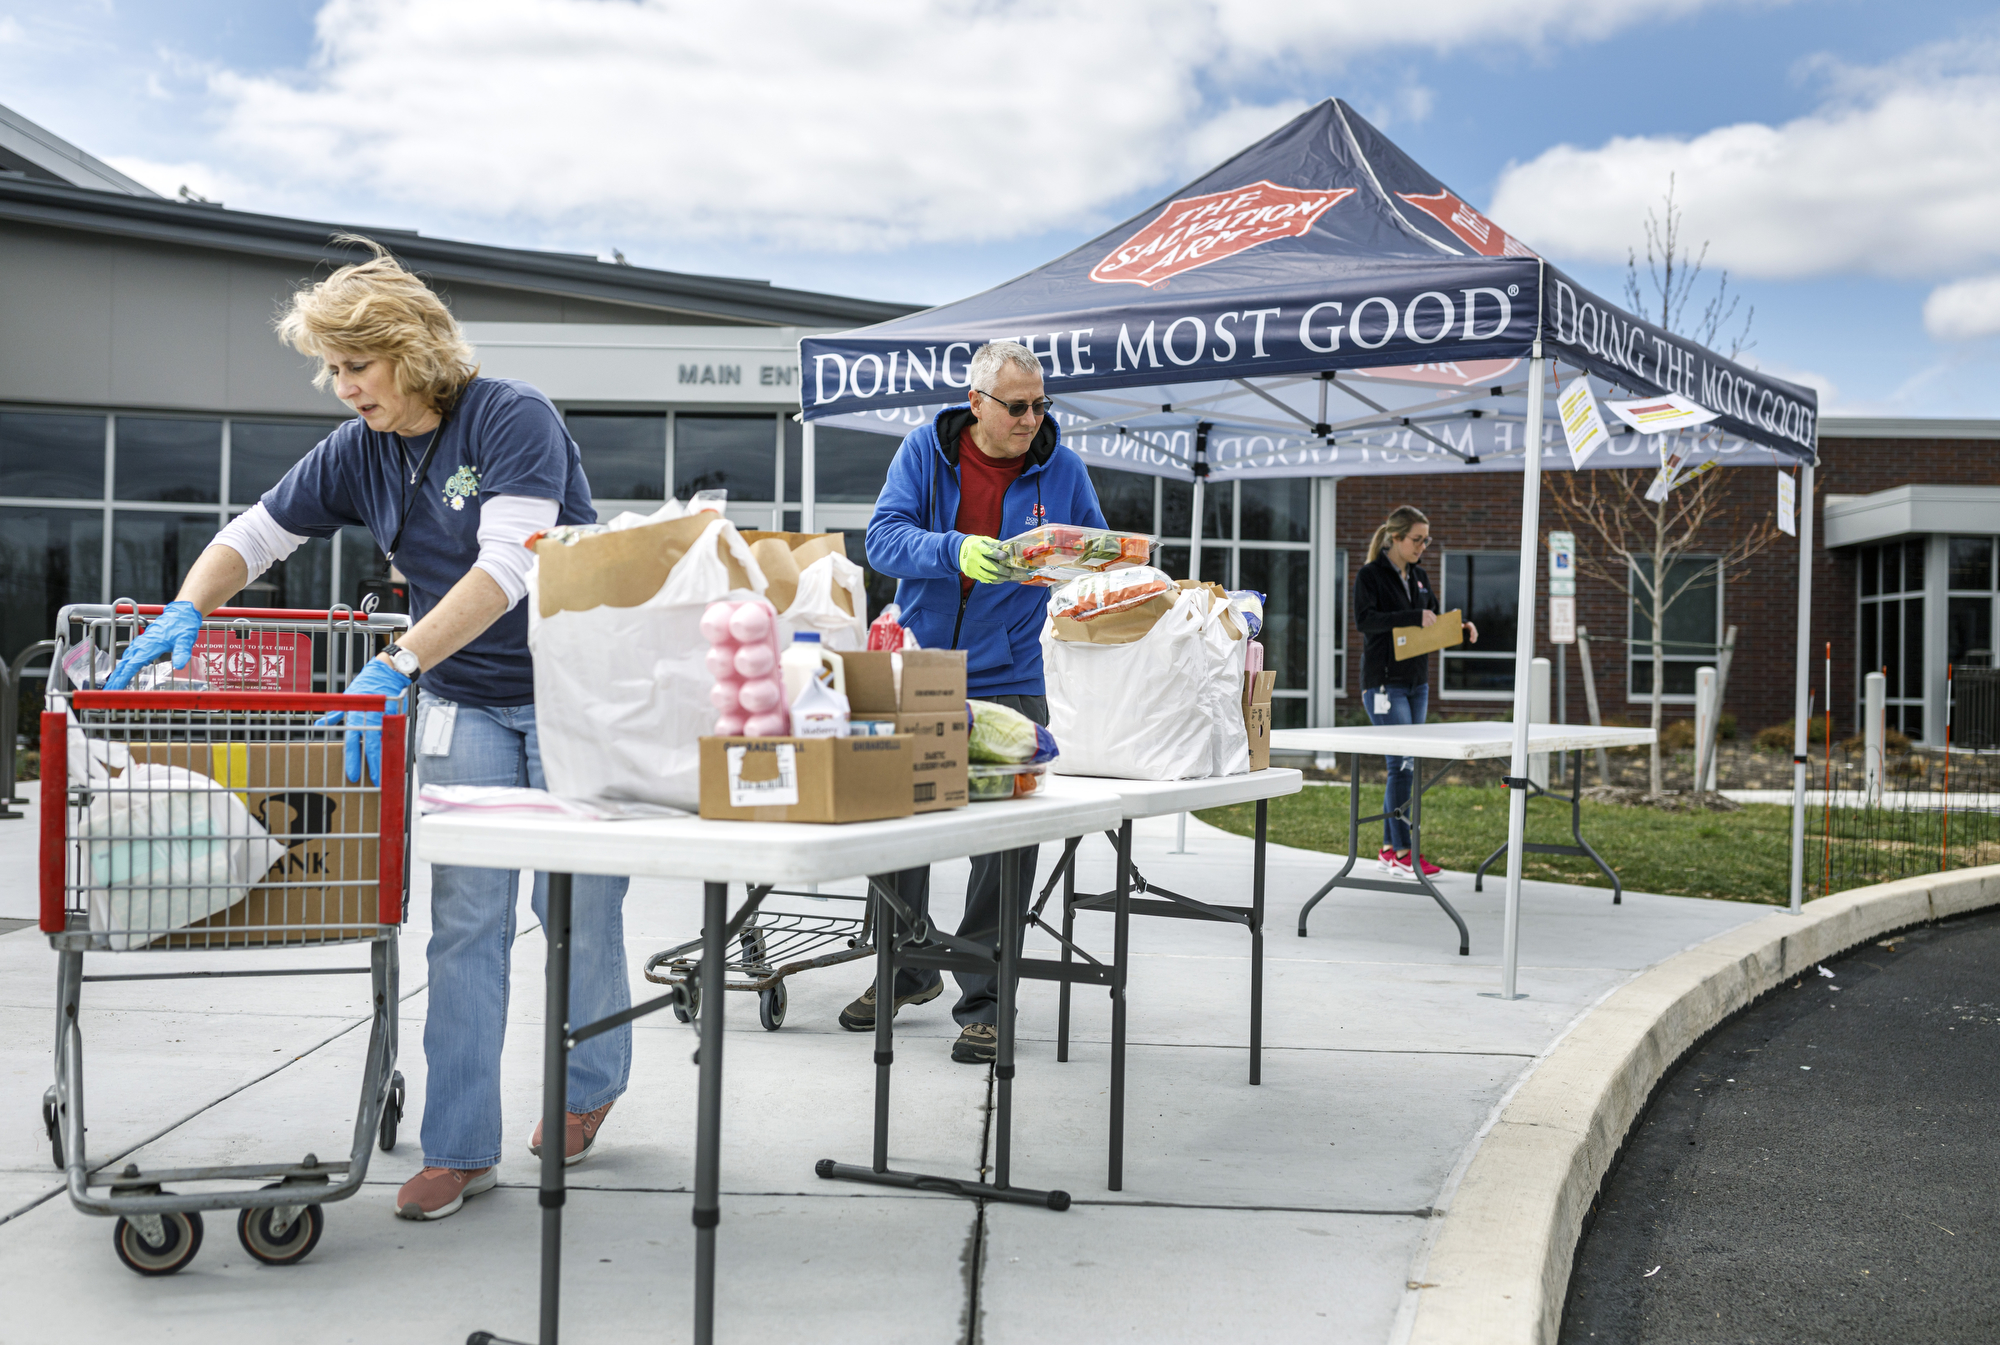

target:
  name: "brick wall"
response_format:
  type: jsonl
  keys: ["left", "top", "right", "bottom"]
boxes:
{"left": 1330, "top": 436, "right": 2000, "bottom": 738}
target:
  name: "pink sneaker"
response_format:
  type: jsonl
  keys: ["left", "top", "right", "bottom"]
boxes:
{"left": 1386, "top": 851, "right": 1413, "bottom": 876}
{"left": 530, "top": 1100, "right": 615, "bottom": 1167}
{"left": 1376, "top": 846, "right": 1396, "bottom": 872}
{"left": 394, "top": 1165, "right": 495, "bottom": 1221}
{"left": 1413, "top": 854, "right": 1443, "bottom": 877}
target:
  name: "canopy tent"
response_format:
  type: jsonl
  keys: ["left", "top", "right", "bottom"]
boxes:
{"left": 797, "top": 99, "right": 1824, "bottom": 993}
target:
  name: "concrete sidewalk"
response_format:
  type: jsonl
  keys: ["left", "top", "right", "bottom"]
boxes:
{"left": 0, "top": 790, "right": 1764, "bottom": 1343}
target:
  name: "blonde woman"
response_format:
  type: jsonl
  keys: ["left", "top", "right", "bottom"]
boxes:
{"left": 105, "top": 237, "right": 630, "bottom": 1221}
{"left": 1353, "top": 505, "right": 1477, "bottom": 877}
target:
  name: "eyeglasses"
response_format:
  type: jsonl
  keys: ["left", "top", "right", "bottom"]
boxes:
{"left": 975, "top": 388, "right": 1053, "bottom": 418}
{"left": 1405, "top": 535, "right": 1434, "bottom": 548}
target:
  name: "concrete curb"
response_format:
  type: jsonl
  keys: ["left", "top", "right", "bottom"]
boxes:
{"left": 1404, "top": 863, "right": 2000, "bottom": 1345}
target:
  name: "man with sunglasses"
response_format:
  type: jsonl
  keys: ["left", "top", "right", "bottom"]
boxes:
{"left": 858, "top": 340, "right": 1107, "bottom": 1062}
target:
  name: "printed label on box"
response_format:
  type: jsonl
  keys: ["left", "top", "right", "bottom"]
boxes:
{"left": 727, "top": 743, "right": 799, "bottom": 807}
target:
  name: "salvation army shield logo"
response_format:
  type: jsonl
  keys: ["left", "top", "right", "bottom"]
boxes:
{"left": 1090, "top": 181, "right": 1355, "bottom": 288}
{"left": 1395, "top": 190, "right": 1535, "bottom": 259}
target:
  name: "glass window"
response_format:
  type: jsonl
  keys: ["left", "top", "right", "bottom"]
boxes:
{"left": 1443, "top": 551, "right": 1519, "bottom": 694}
{"left": 1157, "top": 544, "right": 1188, "bottom": 581}
{"left": 1204, "top": 480, "right": 1232, "bottom": 542}
{"left": 1160, "top": 479, "right": 1192, "bottom": 538}
{"left": 675, "top": 414, "right": 775, "bottom": 502}
{"left": 1087, "top": 466, "right": 1155, "bottom": 534}
{"left": 111, "top": 511, "right": 218, "bottom": 601}
{"left": 566, "top": 413, "right": 665, "bottom": 502}
{"left": 115, "top": 418, "right": 220, "bottom": 503}
{"left": 236, "top": 533, "right": 332, "bottom": 610}
{"left": 786, "top": 424, "right": 900, "bottom": 505}
{"left": 1859, "top": 544, "right": 1878, "bottom": 598}
{"left": 1948, "top": 596, "right": 1994, "bottom": 668}
{"left": 1, "top": 412, "right": 105, "bottom": 500}
{"left": 1630, "top": 557, "right": 1719, "bottom": 697}
{"left": 230, "top": 420, "right": 340, "bottom": 506}
{"left": 1238, "top": 548, "right": 1310, "bottom": 690}
{"left": 1949, "top": 537, "right": 1994, "bottom": 591}
{"left": 1239, "top": 477, "right": 1311, "bottom": 543}
{"left": 0, "top": 505, "right": 103, "bottom": 658}
{"left": 1272, "top": 697, "right": 1309, "bottom": 730}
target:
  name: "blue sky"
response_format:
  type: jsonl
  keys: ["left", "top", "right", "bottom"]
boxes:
{"left": 3, "top": 0, "right": 1998, "bottom": 416}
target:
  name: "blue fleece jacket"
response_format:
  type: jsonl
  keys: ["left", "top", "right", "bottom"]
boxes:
{"left": 865, "top": 406, "right": 1107, "bottom": 697}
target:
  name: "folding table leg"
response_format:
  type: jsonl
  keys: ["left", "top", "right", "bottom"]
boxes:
{"left": 693, "top": 881, "right": 726, "bottom": 1345}
{"left": 1057, "top": 845, "right": 1076, "bottom": 1063}
{"left": 994, "top": 850, "right": 1020, "bottom": 1190}
{"left": 870, "top": 874, "right": 895, "bottom": 1172}
{"left": 1296, "top": 751, "right": 1363, "bottom": 936}
{"left": 1251, "top": 799, "right": 1266, "bottom": 1086}
{"left": 1109, "top": 819, "right": 1131, "bottom": 1191}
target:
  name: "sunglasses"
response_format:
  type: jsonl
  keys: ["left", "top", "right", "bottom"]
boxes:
{"left": 976, "top": 388, "right": 1053, "bottom": 418}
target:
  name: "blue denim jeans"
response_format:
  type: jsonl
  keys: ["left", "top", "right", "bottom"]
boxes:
{"left": 416, "top": 696, "right": 631, "bottom": 1170}
{"left": 1364, "top": 682, "right": 1430, "bottom": 853}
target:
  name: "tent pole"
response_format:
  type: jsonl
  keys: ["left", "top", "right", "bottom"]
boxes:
{"left": 1787, "top": 462, "right": 1815, "bottom": 914}
{"left": 800, "top": 419, "right": 817, "bottom": 535}
{"left": 1495, "top": 348, "right": 1547, "bottom": 1001}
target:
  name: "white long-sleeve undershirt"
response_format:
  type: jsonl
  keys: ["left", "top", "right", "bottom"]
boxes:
{"left": 212, "top": 496, "right": 559, "bottom": 611}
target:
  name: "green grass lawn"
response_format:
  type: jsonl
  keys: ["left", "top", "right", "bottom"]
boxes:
{"left": 1196, "top": 784, "right": 1798, "bottom": 905}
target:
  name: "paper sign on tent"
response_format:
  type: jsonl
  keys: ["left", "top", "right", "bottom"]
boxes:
{"left": 1557, "top": 380, "right": 1612, "bottom": 469}
{"left": 1778, "top": 471, "right": 1797, "bottom": 536}
{"left": 1604, "top": 392, "right": 1719, "bottom": 434}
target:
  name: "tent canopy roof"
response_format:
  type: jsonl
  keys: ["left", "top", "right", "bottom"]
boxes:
{"left": 801, "top": 99, "right": 1815, "bottom": 478}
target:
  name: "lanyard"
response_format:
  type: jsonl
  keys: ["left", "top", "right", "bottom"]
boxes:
{"left": 384, "top": 413, "right": 448, "bottom": 564}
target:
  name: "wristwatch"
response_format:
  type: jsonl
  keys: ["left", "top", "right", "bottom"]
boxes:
{"left": 380, "top": 643, "right": 421, "bottom": 678}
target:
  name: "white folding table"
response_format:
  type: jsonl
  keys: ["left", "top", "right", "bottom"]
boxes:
{"left": 1035, "top": 770, "right": 1303, "bottom": 1183}
{"left": 421, "top": 789, "right": 1125, "bottom": 1345}
{"left": 1271, "top": 723, "right": 1656, "bottom": 953}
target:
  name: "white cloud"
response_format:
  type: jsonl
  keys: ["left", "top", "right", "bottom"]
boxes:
{"left": 1487, "top": 37, "right": 2000, "bottom": 281}
{"left": 192, "top": 0, "right": 1752, "bottom": 253}
{"left": 1923, "top": 273, "right": 2000, "bottom": 341}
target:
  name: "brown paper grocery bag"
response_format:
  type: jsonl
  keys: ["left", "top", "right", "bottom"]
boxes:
{"left": 738, "top": 531, "right": 852, "bottom": 618}
{"left": 534, "top": 513, "right": 756, "bottom": 618}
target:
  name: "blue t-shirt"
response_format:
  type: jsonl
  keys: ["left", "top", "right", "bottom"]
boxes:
{"left": 262, "top": 377, "right": 598, "bottom": 707}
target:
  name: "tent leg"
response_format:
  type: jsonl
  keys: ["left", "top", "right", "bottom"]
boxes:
{"left": 1490, "top": 348, "right": 1546, "bottom": 1002}
{"left": 1787, "top": 463, "right": 1815, "bottom": 914}
{"left": 800, "top": 420, "right": 817, "bottom": 535}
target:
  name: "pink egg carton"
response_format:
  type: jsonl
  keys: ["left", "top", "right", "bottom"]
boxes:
{"left": 700, "top": 598, "right": 789, "bottom": 738}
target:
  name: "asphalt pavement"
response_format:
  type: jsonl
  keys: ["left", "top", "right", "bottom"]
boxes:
{"left": 1562, "top": 906, "right": 2000, "bottom": 1343}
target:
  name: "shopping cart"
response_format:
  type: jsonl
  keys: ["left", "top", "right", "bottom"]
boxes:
{"left": 39, "top": 602, "right": 412, "bottom": 1276}
{"left": 644, "top": 891, "right": 875, "bottom": 1031}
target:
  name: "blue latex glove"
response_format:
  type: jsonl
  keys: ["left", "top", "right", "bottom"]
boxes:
{"left": 319, "top": 657, "right": 411, "bottom": 785}
{"left": 103, "top": 600, "right": 204, "bottom": 690}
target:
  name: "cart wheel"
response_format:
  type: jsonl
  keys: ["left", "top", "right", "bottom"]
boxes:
{"left": 113, "top": 1210, "right": 203, "bottom": 1276}
{"left": 673, "top": 979, "right": 701, "bottom": 1023}
{"left": 379, "top": 1071, "right": 405, "bottom": 1153}
{"left": 237, "top": 1199, "right": 324, "bottom": 1267}
{"left": 740, "top": 927, "right": 769, "bottom": 968}
{"left": 42, "top": 1087, "right": 63, "bottom": 1170}
{"left": 759, "top": 981, "right": 788, "bottom": 1031}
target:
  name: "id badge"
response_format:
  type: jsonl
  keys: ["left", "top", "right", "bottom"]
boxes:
{"left": 420, "top": 700, "right": 458, "bottom": 757}
{"left": 1373, "top": 689, "right": 1391, "bottom": 716}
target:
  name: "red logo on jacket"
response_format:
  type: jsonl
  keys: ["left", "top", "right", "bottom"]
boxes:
{"left": 1091, "top": 182, "right": 1354, "bottom": 288}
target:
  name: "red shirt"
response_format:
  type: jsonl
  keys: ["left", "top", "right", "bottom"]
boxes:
{"left": 956, "top": 428, "right": 1026, "bottom": 593}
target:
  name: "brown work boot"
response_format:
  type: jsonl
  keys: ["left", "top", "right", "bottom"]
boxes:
{"left": 837, "top": 978, "right": 944, "bottom": 1031}
{"left": 529, "top": 1100, "right": 615, "bottom": 1167}
{"left": 951, "top": 1022, "right": 998, "bottom": 1064}
{"left": 394, "top": 1165, "right": 496, "bottom": 1221}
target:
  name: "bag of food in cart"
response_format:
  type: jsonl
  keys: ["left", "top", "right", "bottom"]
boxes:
{"left": 1041, "top": 581, "right": 1248, "bottom": 780}
{"left": 78, "top": 764, "right": 289, "bottom": 950}
{"left": 529, "top": 510, "right": 765, "bottom": 811}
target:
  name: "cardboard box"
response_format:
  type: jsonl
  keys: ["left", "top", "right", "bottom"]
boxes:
{"left": 698, "top": 735, "right": 914, "bottom": 823}
{"left": 843, "top": 649, "right": 969, "bottom": 812}
{"left": 1392, "top": 608, "right": 1464, "bottom": 661}
{"left": 123, "top": 741, "right": 384, "bottom": 945}
{"left": 1242, "top": 670, "right": 1277, "bottom": 771}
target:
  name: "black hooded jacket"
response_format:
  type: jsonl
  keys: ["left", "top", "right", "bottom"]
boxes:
{"left": 1354, "top": 553, "right": 1439, "bottom": 688}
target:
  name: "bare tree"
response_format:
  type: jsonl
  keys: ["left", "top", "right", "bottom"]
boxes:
{"left": 1552, "top": 177, "right": 1776, "bottom": 797}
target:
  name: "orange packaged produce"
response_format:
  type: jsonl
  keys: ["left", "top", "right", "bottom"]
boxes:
{"left": 1047, "top": 566, "right": 1176, "bottom": 622}
{"left": 997, "top": 525, "right": 1152, "bottom": 586}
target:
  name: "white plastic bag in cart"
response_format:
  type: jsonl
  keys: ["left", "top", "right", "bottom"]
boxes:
{"left": 1043, "top": 582, "right": 1250, "bottom": 780}
{"left": 529, "top": 512, "right": 765, "bottom": 810}
{"left": 79, "top": 764, "right": 289, "bottom": 950}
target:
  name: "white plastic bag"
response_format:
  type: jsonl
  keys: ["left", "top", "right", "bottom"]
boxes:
{"left": 80, "top": 764, "right": 288, "bottom": 950}
{"left": 782, "top": 551, "right": 868, "bottom": 651}
{"left": 1044, "top": 584, "right": 1248, "bottom": 781}
{"left": 529, "top": 514, "right": 764, "bottom": 810}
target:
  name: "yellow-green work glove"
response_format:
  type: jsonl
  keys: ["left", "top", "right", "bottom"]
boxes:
{"left": 959, "top": 535, "right": 1008, "bottom": 584}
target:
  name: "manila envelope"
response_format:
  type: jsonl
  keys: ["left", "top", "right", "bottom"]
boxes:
{"left": 1392, "top": 609, "right": 1464, "bottom": 660}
